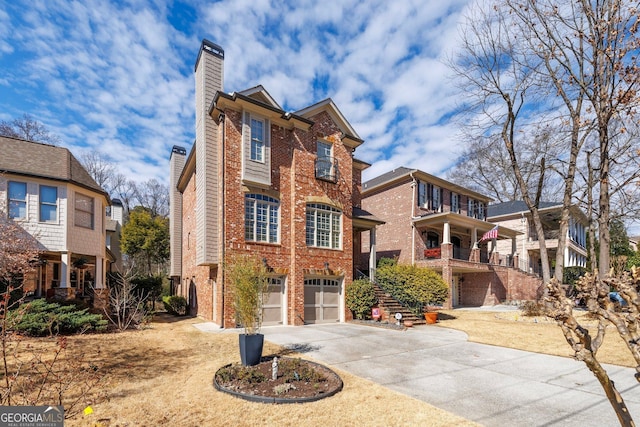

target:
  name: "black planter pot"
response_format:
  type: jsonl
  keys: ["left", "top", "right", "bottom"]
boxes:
{"left": 239, "top": 333, "right": 264, "bottom": 366}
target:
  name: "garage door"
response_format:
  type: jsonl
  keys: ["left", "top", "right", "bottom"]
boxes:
{"left": 262, "top": 277, "right": 284, "bottom": 326}
{"left": 304, "top": 278, "right": 340, "bottom": 323}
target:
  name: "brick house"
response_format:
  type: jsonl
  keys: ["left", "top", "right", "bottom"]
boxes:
{"left": 361, "top": 167, "right": 541, "bottom": 307}
{"left": 487, "top": 201, "right": 588, "bottom": 276}
{"left": 0, "top": 135, "right": 111, "bottom": 307}
{"left": 169, "top": 40, "right": 381, "bottom": 327}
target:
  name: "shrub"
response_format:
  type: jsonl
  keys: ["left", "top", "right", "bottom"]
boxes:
{"left": 346, "top": 279, "right": 377, "bottom": 320}
{"left": 163, "top": 295, "right": 187, "bottom": 316}
{"left": 7, "top": 299, "right": 107, "bottom": 336}
{"left": 563, "top": 266, "right": 586, "bottom": 286}
{"left": 520, "top": 300, "right": 544, "bottom": 317}
{"left": 376, "top": 263, "right": 448, "bottom": 316}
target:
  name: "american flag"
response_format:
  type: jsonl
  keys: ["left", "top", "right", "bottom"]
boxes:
{"left": 479, "top": 226, "right": 498, "bottom": 242}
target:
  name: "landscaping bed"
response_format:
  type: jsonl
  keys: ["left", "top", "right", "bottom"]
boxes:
{"left": 214, "top": 356, "right": 343, "bottom": 403}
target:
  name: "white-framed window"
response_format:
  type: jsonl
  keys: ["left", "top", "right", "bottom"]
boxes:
{"left": 250, "top": 118, "right": 265, "bottom": 162}
{"left": 8, "top": 181, "right": 27, "bottom": 219}
{"left": 75, "top": 193, "right": 94, "bottom": 229}
{"left": 467, "top": 198, "right": 475, "bottom": 218}
{"left": 316, "top": 141, "right": 336, "bottom": 181}
{"left": 306, "top": 203, "right": 341, "bottom": 249}
{"left": 245, "top": 194, "right": 279, "bottom": 243}
{"left": 39, "top": 185, "right": 58, "bottom": 222}
{"left": 451, "top": 192, "right": 460, "bottom": 213}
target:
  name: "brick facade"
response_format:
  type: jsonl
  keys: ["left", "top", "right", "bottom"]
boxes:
{"left": 171, "top": 41, "right": 367, "bottom": 327}
{"left": 362, "top": 168, "right": 541, "bottom": 307}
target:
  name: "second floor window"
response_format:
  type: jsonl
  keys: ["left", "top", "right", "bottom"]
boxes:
{"left": 75, "top": 193, "right": 94, "bottom": 229}
{"left": 418, "top": 182, "right": 442, "bottom": 212}
{"left": 451, "top": 192, "right": 460, "bottom": 213}
{"left": 315, "top": 141, "right": 337, "bottom": 182}
{"left": 245, "top": 194, "right": 279, "bottom": 243}
{"left": 306, "top": 203, "right": 341, "bottom": 249}
{"left": 8, "top": 181, "right": 27, "bottom": 219}
{"left": 467, "top": 198, "right": 487, "bottom": 220}
{"left": 39, "top": 185, "right": 58, "bottom": 222}
{"left": 250, "top": 118, "right": 265, "bottom": 162}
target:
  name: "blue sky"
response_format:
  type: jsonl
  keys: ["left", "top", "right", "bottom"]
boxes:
{"left": 0, "top": 0, "right": 472, "bottom": 185}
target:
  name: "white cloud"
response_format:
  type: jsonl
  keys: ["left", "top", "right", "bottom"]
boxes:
{"left": 2, "top": 0, "right": 475, "bottom": 192}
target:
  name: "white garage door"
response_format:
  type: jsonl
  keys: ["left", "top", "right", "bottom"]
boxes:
{"left": 262, "top": 277, "right": 284, "bottom": 326}
{"left": 304, "top": 277, "right": 340, "bottom": 323}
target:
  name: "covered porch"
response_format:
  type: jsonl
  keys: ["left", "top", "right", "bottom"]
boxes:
{"left": 412, "top": 213, "right": 523, "bottom": 308}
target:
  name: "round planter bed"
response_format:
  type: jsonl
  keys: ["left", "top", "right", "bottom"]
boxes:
{"left": 214, "top": 356, "right": 343, "bottom": 404}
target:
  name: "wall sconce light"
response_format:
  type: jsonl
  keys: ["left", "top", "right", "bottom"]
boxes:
{"left": 324, "top": 262, "right": 329, "bottom": 270}
{"left": 262, "top": 258, "right": 268, "bottom": 268}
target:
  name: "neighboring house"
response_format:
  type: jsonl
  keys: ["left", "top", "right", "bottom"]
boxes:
{"left": 361, "top": 167, "right": 541, "bottom": 307}
{"left": 0, "top": 135, "right": 111, "bottom": 308}
{"left": 169, "top": 40, "right": 381, "bottom": 327}
{"left": 487, "top": 201, "right": 588, "bottom": 276}
{"left": 106, "top": 198, "right": 124, "bottom": 273}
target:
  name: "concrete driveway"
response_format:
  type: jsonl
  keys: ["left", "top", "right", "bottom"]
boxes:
{"left": 258, "top": 322, "right": 640, "bottom": 427}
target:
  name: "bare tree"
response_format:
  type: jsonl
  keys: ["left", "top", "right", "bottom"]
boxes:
{"left": 454, "top": 1, "right": 640, "bottom": 423}
{"left": 452, "top": 2, "right": 556, "bottom": 282}
{"left": 80, "top": 151, "right": 118, "bottom": 193}
{"left": 134, "top": 179, "right": 169, "bottom": 218}
{"left": 0, "top": 114, "right": 61, "bottom": 145}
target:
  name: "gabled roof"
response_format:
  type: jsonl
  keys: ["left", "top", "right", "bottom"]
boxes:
{"left": 294, "top": 98, "right": 363, "bottom": 149}
{"left": 237, "top": 85, "right": 282, "bottom": 110}
{"left": 487, "top": 201, "right": 561, "bottom": 218}
{"left": 363, "top": 167, "right": 492, "bottom": 202}
{"left": 211, "top": 90, "right": 313, "bottom": 130}
{"left": 0, "top": 135, "right": 108, "bottom": 200}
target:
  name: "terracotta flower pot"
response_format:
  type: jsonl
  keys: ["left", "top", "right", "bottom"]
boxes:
{"left": 403, "top": 320, "right": 414, "bottom": 328}
{"left": 424, "top": 312, "right": 438, "bottom": 324}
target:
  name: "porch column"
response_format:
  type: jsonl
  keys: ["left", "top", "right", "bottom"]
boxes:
{"left": 471, "top": 227, "right": 478, "bottom": 249}
{"left": 95, "top": 256, "right": 104, "bottom": 289}
{"left": 511, "top": 237, "right": 517, "bottom": 267}
{"left": 60, "top": 252, "right": 70, "bottom": 288}
{"left": 369, "top": 227, "right": 377, "bottom": 282}
{"left": 56, "top": 252, "right": 74, "bottom": 300}
{"left": 442, "top": 221, "right": 451, "bottom": 244}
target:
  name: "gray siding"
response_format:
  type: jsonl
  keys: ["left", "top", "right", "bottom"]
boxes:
{"left": 169, "top": 149, "right": 185, "bottom": 277}
{"left": 242, "top": 111, "right": 271, "bottom": 186}
{"left": 195, "top": 47, "right": 223, "bottom": 265}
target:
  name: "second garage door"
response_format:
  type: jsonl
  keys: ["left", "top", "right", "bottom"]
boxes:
{"left": 304, "top": 277, "right": 340, "bottom": 323}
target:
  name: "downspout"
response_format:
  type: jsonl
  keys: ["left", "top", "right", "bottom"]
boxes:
{"left": 410, "top": 173, "right": 417, "bottom": 265}
{"left": 219, "top": 111, "right": 226, "bottom": 328}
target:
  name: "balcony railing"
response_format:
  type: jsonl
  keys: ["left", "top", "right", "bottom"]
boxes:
{"left": 315, "top": 157, "right": 339, "bottom": 183}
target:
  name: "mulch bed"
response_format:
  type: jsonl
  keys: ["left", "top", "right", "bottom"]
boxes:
{"left": 214, "top": 356, "right": 342, "bottom": 403}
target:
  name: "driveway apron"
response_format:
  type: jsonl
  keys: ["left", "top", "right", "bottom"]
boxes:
{"left": 260, "top": 323, "right": 640, "bottom": 427}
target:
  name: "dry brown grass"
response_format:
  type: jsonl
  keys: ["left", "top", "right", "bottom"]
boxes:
{"left": 437, "top": 309, "right": 636, "bottom": 367}
{"left": 57, "top": 313, "right": 477, "bottom": 426}
{"left": 16, "top": 307, "right": 636, "bottom": 426}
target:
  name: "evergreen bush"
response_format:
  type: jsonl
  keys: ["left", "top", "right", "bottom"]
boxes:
{"left": 162, "top": 295, "right": 187, "bottom": 316}
{"left": 346, "top": 279, "right": 377, "bottom": 320}
{"left": 376, "top": 262, "right": 448, "bottom": 316}
{"left": 8, "top": 299, "right": 107, "bottom": 336}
